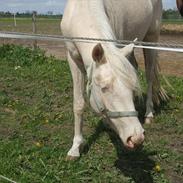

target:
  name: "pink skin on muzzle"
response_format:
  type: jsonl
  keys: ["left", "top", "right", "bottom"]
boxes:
{"left": 126, "top": 132, "right": 145, "bottom": 149}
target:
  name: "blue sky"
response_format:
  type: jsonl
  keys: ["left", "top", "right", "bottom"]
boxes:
{"left": 0, "top": 0, "right": 177, "bottom": 14}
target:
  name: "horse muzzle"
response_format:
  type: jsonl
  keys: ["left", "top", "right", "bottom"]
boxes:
{"left": 125, "top": 131, "right": 145, "bottom": 149}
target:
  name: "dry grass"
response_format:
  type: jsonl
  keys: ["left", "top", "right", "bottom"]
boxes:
{"left": 161, "top": 23, "right": 183, "bottom": 34}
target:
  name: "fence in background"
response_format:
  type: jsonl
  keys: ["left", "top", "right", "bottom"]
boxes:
{"left": 0, "top": 31, "right": 183, "bottom": 53}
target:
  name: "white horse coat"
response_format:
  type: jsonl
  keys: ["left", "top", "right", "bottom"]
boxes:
{"left": 61, "top": 0, "right": 178, "bottom": 159}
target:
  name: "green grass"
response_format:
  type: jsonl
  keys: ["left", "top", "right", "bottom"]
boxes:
{"left": 0, "top": 17, "right": 61, "bottom": 34}
{"left": 1, "top": 17, "right": 182, "bottom": 36}
{"left": 0, "top": 44, "right": 183, "bottom": 183}
{"left": 162, "top": 19, "right": 183, "bottom": 24}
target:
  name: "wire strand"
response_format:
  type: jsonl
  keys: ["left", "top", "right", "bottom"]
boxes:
{"left": 0, "top": 31, "right": 183, "bottom": 52}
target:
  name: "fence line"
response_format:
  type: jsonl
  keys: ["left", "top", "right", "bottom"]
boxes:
{"left": 0, "top": 31, "right": 183, "bottom": 53}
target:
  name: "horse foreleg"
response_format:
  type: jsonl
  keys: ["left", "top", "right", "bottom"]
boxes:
{"left": 143, "top": 32, "right": 169, "bottom": 124}
{"left": 66, "top": 52, "right": 85, "bottom": 160}
{"left": 143, "top": 35, "right": 162, "bottom": 124}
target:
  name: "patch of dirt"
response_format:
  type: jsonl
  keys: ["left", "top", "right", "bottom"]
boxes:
{"left": 169, "top": 140, "right": 183, "bottom": 153}
{"left": 166, "top": 170, "right": 183, "bottom": 183}
{"left": 135, "top": 34, "right": 183, "bottom": 77}
{"left": 0, "top": 126, "right": 16, "bottom": 139}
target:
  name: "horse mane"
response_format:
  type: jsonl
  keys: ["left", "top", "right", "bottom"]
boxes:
{"left": 89, "top": 0, "right": 139, "bottom": 92}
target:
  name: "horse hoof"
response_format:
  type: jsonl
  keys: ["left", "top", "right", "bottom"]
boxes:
{"left": 144, "top": 117, "right": 153, "bottom": 124}
{"left": 65, "top": 155, "right": 79, "bottom": 161}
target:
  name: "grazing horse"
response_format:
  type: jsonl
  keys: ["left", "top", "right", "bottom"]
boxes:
{"left": 61, "top": 0, "right": 180, "bottom": 159}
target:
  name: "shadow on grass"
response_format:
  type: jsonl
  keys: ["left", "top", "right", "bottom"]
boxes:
{"left": 83, "top": 120, "right": 157, "bottom": 183}
{"left": 109, "top": 129, "right": 156, "bottom": 183}
{"left": 82, "top": 93, "right": 170, "bottom": 182}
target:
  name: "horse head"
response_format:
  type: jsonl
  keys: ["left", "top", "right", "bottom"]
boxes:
{"left": 89, "top": 43, "right": 145, "bottom": 149}
{"left": 177, "top": 0, "right": 183, "bottom": 16}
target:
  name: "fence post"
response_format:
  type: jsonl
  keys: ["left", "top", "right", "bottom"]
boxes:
{"left": 14, "top": 13, "right": 17, "bottom": 27}
{"left": 32, "top": 11, "right": 37, "bottom": 49}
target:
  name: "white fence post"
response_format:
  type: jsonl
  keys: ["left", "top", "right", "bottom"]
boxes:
{"left": 32, "top": 11, "right": 37, "bottom": 49}
{"left": 13, "top": 13, "right": 17, "bottom": 27}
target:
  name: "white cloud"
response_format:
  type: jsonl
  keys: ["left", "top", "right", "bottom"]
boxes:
{"left": 0, "top": 0, "right": 67, "bottom": 14}
{"left": 162, "top": 0, "right": 176, "bottom": 9}
{"left": 45, "top": 0, "right": 60, "bottom": 6}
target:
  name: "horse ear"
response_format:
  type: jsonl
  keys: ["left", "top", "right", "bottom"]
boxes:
{"left": 121, "top": 43, "right": 134, "bottom": 57}
{"left": 176, "top": 0, "right": 183, "bottom": 16}
{"left": 92, "top": 43, "right": 105, "bottom": 63}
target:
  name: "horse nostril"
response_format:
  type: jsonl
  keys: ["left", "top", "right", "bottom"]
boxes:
{"left": 143, "top": 130, "right": 146, "bottom": 135}
{"left": 127, "top": 136, "right": 132, "bottom": 143}
{"left": 126, "top": 136, "right": 135, "bottom": 149}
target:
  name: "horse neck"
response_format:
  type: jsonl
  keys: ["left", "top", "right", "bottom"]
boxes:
{"left": 69, "top": 0, "right": 117, "bottom": 70}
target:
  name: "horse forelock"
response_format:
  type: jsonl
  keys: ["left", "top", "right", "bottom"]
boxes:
{"left": 104, "top": 45, "right": 140, "bottom": 93}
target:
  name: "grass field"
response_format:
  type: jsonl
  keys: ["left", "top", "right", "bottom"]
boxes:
{"left": 0, "top": 17, "right": 183, "bottom": 35}
{"left": 0, "top": 17, "right": 61, "bottom": 35}
{"left": 162, "top": 19, "right": 183, "bottom": 24}
{"left": 0, "top": 44, "right": 183, "bottom": 183}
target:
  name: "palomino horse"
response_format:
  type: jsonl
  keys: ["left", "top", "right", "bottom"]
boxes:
{"left": 61, "top": 0, "right": 182, "bottom": 159}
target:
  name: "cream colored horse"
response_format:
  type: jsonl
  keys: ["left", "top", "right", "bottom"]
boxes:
{"left": 61, "top": 0, "right": 181, "bottom": 159}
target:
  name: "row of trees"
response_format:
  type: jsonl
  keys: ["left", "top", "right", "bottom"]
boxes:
{"left": 0, "top": 11, "right": 62, "bottom": 19}
{"left": 162, "top": 9, "right": 182, "bottom": 19}
{"left": 0, "top": 9, "right": 182, "bottom": 19}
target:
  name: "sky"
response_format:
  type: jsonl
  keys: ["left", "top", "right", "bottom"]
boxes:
{"left": 0, "top": 0, "right": 177, "bottom": 14}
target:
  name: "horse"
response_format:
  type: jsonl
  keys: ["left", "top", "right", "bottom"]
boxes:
{"left": 61, "top": 0, "right": 182, "bottom": 160}
{"left": 177, "top": 0, "right": 183, "bottom": 16}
